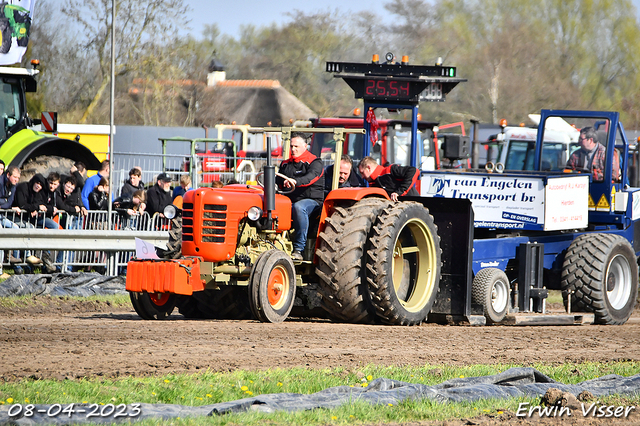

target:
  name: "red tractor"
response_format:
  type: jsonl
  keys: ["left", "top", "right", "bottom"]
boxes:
{"left": 126, "top": 127, "right": 445, "bottom": 325}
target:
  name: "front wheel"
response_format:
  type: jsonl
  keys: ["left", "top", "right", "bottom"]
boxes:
{"left": 561, "top": 233, "right": 638, "bottom": 325}
{"left": 472, "top": 268, "right": 509, "bottom": 324}
{"left": 248, "top": 250, "right": 296, "bottom": 323}
{"left": 366, "top": 202, "right": 441, "bottom": 325}
{"left": 129, "top": 291, "right": 178, "bottom": 320}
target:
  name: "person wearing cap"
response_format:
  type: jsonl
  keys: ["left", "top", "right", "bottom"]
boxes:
{"left": 146, "top": 172, "right": 173, "bottom": 218}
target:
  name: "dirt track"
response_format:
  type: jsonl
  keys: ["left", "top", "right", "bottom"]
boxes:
{"left": 1, "top": 298, "right": 639, "bottom": 382}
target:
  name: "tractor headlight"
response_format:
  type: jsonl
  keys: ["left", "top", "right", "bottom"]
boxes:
{"left": 164, "top": 204, "right": 177, "bottom": 219}
{"left": 247, "top": 206, "right": 263, "bottom": 221}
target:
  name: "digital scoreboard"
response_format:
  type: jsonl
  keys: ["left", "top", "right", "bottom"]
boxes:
{"left": 326, "top": 57, "right": 465, "bottom": 104}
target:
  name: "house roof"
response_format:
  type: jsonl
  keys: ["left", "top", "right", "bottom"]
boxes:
{"left": 196, "top": 83, "right": 316, "bottom": 127}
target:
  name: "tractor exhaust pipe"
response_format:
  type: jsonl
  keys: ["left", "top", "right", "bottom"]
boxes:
{"left": 264, "top": 135, "right": 275, "bottom": 229}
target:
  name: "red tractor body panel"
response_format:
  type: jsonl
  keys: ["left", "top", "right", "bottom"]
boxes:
{"left": 181, "top": 186, "right": 292, "bottom": 262}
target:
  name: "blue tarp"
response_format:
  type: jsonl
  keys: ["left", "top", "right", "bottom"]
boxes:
{"left": 1, "top": 367, "right": 639, "bottom": 425}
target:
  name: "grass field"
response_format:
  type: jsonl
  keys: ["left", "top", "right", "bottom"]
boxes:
{"left": 0, "top": 362, "right": 638, "bottom": 425}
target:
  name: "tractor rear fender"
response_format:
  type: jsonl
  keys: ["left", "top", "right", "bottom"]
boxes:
{"left": 0, "top": 129, "right": 101, "bottom": 170}
{"left": 317, "top": 187, "right": 389, "bottom": 235}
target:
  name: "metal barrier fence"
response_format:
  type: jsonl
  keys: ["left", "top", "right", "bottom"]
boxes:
{"left": 0, "top": 209, "right": 169, "bottom": 276}
{"left": 112, "top": 152, "right": 281, "bottom": 192}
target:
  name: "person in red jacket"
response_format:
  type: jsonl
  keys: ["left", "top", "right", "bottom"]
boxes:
{"left": 358, "top": 156, "right": 419, "bottom": 202}
{"left": 276, "top": 132, "right": 324, "bottom": 260}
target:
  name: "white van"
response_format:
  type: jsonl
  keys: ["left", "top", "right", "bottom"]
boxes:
{"left": 485, "top": 125, "right": 579, "bottom": 171}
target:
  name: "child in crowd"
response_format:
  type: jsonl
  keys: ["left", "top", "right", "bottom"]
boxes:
{"left": 113, "top": 190, "right": 146, "bottom": 230}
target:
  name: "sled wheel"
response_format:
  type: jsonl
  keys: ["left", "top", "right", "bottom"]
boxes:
{"left": 472, "top": 268, "right": 509, "bottom": 324}
{"left": 561, "top": 233, "right": 638, "bottom": 325}
{"left": 367, "top": 202, "right": 441, "bottom": 325}
{"left": 248, "top": 250, "right": 296, "bottom": 323}
{"left": 129, "top": 291, "right": 177, "bottom": 320}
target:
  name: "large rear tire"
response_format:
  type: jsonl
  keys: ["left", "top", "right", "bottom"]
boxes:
{"left": 248, "top": 250, "right": 296, "bottom": 323}
{"left": 316, "top": 198, "right": 391, "bottom": 323}
{"left": 129, "top": 291, "right": 177, "bottom": 320}
{"left": 0, "top": 20, "right": 10, "bottom": 54}
{"left": 161, "top": 217, "right": 182, "bottom": 259}
{"left": 561, "top": 233, "right": 638, "bottom": 325}
{"left": 366, "top": 202, "right": 441, "bottom": 326}
{"left": 472, "top": 268, "right": 509, "bottom": 324}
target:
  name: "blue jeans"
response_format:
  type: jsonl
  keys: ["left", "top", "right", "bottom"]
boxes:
{"left": 291, "top": 199, "right": 322, "bottom": 252}
{"left": 36, "top": 217, "right": 59, "bottom": 230}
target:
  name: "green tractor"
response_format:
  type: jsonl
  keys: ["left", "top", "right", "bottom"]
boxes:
{"left": 0, "top": 63, "right": 101, "bottom": 181}
{"left": 0, "top": 2, "right": 30, "bottom": 54}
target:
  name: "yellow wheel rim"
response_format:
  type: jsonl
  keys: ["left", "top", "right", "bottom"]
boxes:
{"left": 391, "top": 218, "right": 437, "bottom": 312}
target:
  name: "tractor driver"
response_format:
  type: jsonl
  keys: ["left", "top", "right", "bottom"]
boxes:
{"left": 277, "top": 132, "right": 324, "bottom": 261}
{"left": 324, "top": 155, "right": 365, "bottom": 197}
{"left": 358, "top": 156, "right": 419, "bottom": 202}
{"left": 565, "top": 126, "right": 620, "bottom": 182}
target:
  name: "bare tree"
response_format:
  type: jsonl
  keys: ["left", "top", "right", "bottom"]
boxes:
{"left": 59, "top": 0, "right": 189, "bottom": 123}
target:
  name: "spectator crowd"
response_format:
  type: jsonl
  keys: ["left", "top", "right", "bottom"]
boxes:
{"left": 0, "top": 159, "right": 192, "bottom": 275}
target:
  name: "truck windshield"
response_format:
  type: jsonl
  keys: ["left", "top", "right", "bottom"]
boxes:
{"left": 0, "top": 79, "right": 21, "bottom": 141}
{"left": 387, "top": 126, "right": 430, "bottom": 167}
{"left": 505, "top": 141, "right": 579, "bottom": 171}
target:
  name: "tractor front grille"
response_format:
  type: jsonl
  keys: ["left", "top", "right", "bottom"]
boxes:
{"left": 202, "top": 204, "right": 227, "bottom": 243}
{"left": 203, "top": 236, "right": 225, "bottom": 243}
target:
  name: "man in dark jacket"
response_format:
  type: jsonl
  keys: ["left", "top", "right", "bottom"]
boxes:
{"left": 41, "top": 172, "right": 62, "bottom": 222}
{"left": 14, "top": 173, "right": 48, "bottom": 224}
{"left": 82, "top": 159, "right": 109, "bottom": 209}
{"left": 324, "top": 155, "right": 364, "bottom": 197}
{"left": 358, "top": 156, "right": 419, "bottom": 201}
{"left": 120, "top": 167, "right": 144, "bottom": 197}
{"left": 0, "top": 166, "right": 23, "bottom": 264}
{"left": 88, "top": 177, "right": 110, "bottom": 211}
{"left": 55, "top": 175, "right": 85, "bottom": 271}
{"left": 14, "top": 173, "right": 57, "bottom": 271}
{"left": 0, "top": 166, "right": 21, "bottom": 214}
{"left": 70, "top": 162, "right": 86, "bottom": 191}
{"left": 276, "top": 133, "right": 324, "bottom": 260}
{"left": 146, "top": 172, "right": 173, "bottom": 218}
{"left": 56, "top": 175, "right": 86, "bottom": 228}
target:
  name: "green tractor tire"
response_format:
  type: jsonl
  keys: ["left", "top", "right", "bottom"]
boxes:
{"left": 0, "top": 18, "right": 10, "bottom": 54}
{"left": 0, "top": 129, "right": 101, "bottom": 180}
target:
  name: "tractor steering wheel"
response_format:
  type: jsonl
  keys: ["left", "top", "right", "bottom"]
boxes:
{"left": 256, "top": 171, "right": 297, "bottom": 195}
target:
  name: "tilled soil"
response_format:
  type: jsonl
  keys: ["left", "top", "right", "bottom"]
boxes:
{"left": 1, "top": 297, "right": 639, "bottom": 425}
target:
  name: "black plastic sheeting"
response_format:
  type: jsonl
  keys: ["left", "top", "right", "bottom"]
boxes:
{"left": 1, "top": 367, "right": 639, "bottom": 425}
{"left": 0, "top": 273, "right": 126, "bottom": 298}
